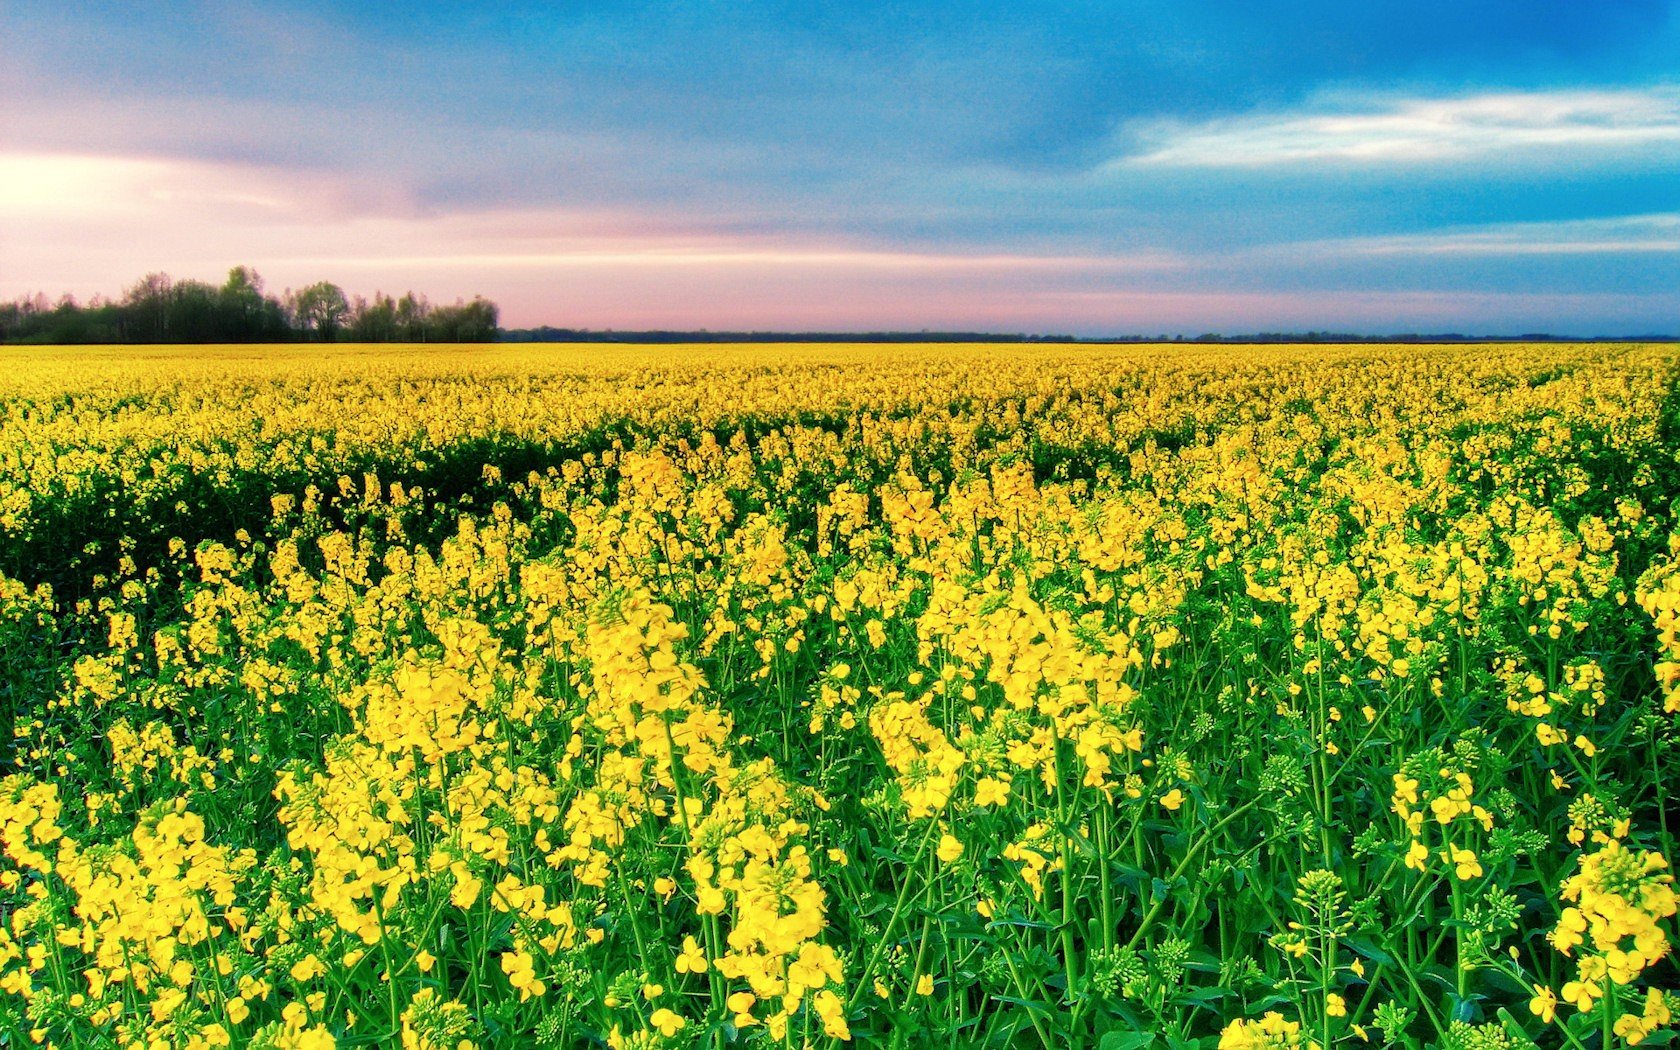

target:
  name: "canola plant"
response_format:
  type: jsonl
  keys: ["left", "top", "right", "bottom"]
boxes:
{"left": 0, "top": 341, "right": 1676, "bottom": 1049}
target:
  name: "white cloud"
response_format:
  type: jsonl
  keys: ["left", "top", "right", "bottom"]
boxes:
{"left": 1126, "top": 86, "right": 1680, "bottom": 167}
{"left": 1298, "top": 214, "right": 1680, "bottom": 257}
{"left": 0, "top": 152, "right": 392, "bottom": 221}
{"left": 0, "top": 150, "right": 1180, "bottom": 275}
{"left": 2, "top": 150, "right": 1671, "bottom": 332}
{"left": 0, "top": 150, "right": 1181, "bottom": 324}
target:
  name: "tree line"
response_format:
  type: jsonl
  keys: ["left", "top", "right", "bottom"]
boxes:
{"left": 0, "top": 267, "right": 499, "bottom": 344}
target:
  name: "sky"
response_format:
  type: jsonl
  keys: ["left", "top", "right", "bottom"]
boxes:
{"left": 2, "top": 1, "right": 1677, "bottom": 336}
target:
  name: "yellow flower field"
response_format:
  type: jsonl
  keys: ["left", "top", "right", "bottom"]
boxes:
{"left": 1, "top": 341, "right": 1677, "bottom": 1049}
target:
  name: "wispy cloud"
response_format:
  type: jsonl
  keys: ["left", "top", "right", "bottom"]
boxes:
{"left": 2, "top": 150, "right": 1673, "bottom": 334}
{"left": 0, "top": 151, "right": 1180, "bottom": 324}
{"left": 0, "top": 152, "right": 400, "bottom": 221}
{"left": 1295, "top": 214, "right": 1680, "bottom": 257}
{"left": 296, "top": 248, "right": 1182, "bottom": 273}
{"left": 1126, "top": 86, "right": 1680, "bottom": 167}
{"left": 1027, "top": 288, "right": 1673, "bottom": 333}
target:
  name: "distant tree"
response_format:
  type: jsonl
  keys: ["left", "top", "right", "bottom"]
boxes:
{"left": 80, "top": 296, "right": 124, "bottom": 343}
{"left": 167, "top": 279, "right": 221, "bottom": 342}
{"left": 2, "top": 269, "right": 499, "bottom": 344}
{"left": 44, "top": 295, "right": 94, "bottom": 343}
{"left": 431, "top": 296, "right": 500, "bottom": 342}
{"left": 347, "top": 292, "right": 399, "bottom": 342}
{"left": 223, "top": 265, "right": 262, "bottom": 304}
{"left": 0, "top": 295, "right": 46, "bottom": 342}
{"left": 287, "top": 281, "right": 350, "bottom": 341}
{"left": 220, "top": 266, "right": 290, "bottom": 341}
{"left": 394, "top": 292, "right": 432, "bottom": 342}
{"left": 123, "top": 272, "right": 174, "bottom": 342}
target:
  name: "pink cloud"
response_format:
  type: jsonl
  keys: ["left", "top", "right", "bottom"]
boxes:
{"left": 0, "top": 151, "right": 1670, "bottom": 333}
{"left": 0, "top": 151, "right": 1178, "bottom": 326}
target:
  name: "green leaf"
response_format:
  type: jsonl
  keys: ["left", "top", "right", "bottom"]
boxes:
{"left": 1342, "top": 935, "right": 1395, "bottom": 966}
{"left": 1180, "top": 986, "right": 1230, "bottom": 1010}
{"left": 990, "top": 995, "right": 1054, "bottom": 1019}
{"left": 986, "top": 914, "right": 1055, "bottom": 931}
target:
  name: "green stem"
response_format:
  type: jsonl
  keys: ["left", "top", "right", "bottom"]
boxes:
{"left": 1125, "top": 795, "right": 1261, "bottom": 951}
{"left": 848, "top": 819, "right": 939, "bottom": 1011}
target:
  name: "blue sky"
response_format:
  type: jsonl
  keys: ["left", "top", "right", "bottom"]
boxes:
{"left": 2, "top": 1, "right": 1677, "bottom": 334}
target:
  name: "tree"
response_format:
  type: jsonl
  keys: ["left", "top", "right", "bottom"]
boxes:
{"left": 287, "top": 281, "right": 350, "bottom": 341}
{"left": 218, "top": 267, "right": 290, "bottom": 341}
{"left": 123, "top": 272, "right": 174, "bottom": 342}
{"left": 431, "top": 296, "right": 500, "bottom": 342}
{"left": 165, "top": 279, "right": 221, "bottom": 342}
{"left": 2, "top": 269, "right": 500, "bottom": 345}
{"left": 347, "top": 292, "right": 399, "bottom": 342}
{"left": 394, "top": 292, "right": 432, "bottom": 342}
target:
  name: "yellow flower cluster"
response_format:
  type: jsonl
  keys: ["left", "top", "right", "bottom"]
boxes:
{"left": 578, "top": 592, "right": 850, "bottom": 1040}
{"left": 1390, "top": 761, "right": 1491, "bottom": 878}
{"left": 869, "top": 698, "right": 965, "bottom": 819}
{"left": 1639, "top": 538, "right": 1680, "bottom": 715}
{"left": 1549, "top": 840, "right": 1676, "bottom": 1010}
{"left": 1218, "top": 1011, "right": 1320, "bottom": 1049}
{"left": 1, "top": 339, "right": 1678, "bottom": 1048}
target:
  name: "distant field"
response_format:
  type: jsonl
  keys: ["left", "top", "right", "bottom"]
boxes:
{"left": 2, "top": 342, "right": 1677, "bottom": 1049}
